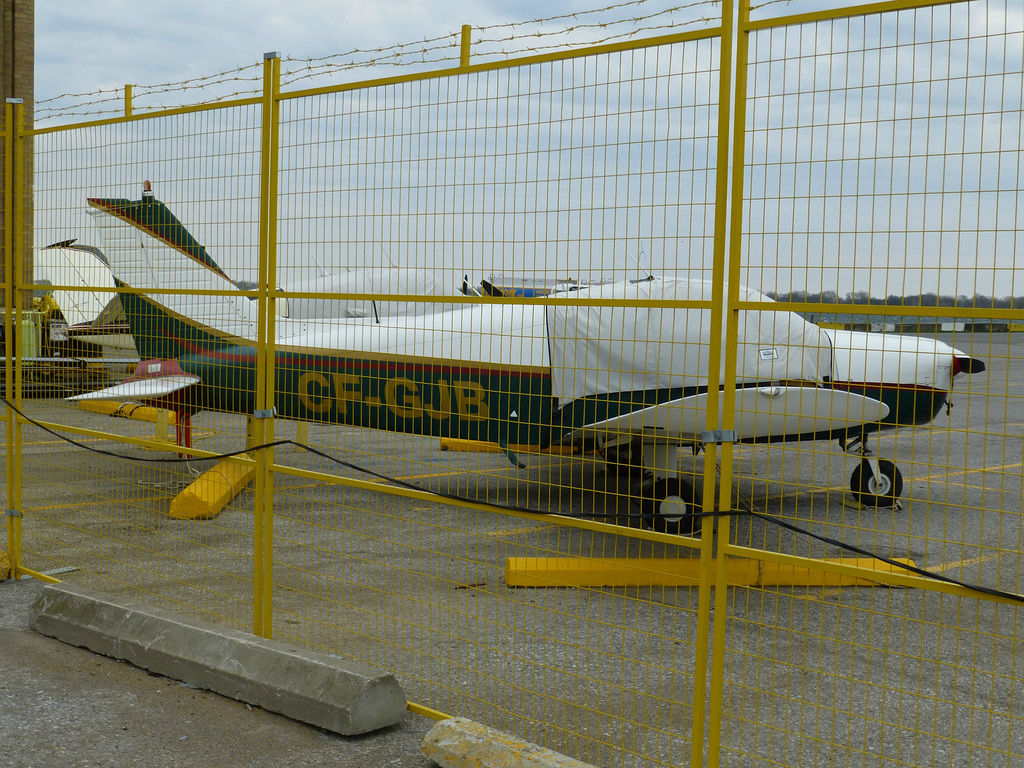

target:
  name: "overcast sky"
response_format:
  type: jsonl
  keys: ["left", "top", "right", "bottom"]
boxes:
{"left": 31, "top": 1, "right": 1024, "bottom": 297}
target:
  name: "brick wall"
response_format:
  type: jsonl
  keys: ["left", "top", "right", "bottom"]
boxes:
{"left": 1, "top": 0, "right": 34, "bottom": 307}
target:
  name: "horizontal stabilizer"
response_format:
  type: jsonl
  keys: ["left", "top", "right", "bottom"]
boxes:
{"left": 68, "top": 359, "right": 201, "bottom": 404}
{"left": 575, "top": 386, "right": 890, "bottom": 443}
{"left": 68, "top": 375, "right": 200, "bottom": 403}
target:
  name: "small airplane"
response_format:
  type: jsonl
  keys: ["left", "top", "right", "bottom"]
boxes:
{"left": 33, "top": 239, "right": 136, "bottom": 353}
{"left": 270, "top": 267, "right": 460, "bottom": 322}
{"left": 69, "top": 183, "right": 986, "bottom": 534}
{"left": 477, "top": 275, "right": 586, "bottom": 298}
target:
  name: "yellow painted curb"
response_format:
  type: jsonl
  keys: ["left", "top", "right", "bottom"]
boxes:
{"left": 422, "top": 716, "right": 597, "bottom": 768}
{"left": 169, "top": 455, "right": 255, "bottom": 520}
{"left": 505, "top": 556, "right": 917, "bottom": 588}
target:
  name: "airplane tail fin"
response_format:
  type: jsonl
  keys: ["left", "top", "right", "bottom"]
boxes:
{"left": 87, "top": 182, "right": 256, "bottom": 359}
{"left": 33, "top": 243, "right": 116, "bottom": 328}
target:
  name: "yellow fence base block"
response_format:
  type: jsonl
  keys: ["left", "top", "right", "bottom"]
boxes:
{"left": 169, "top": 456, "right": 256, "bottom": 521}
{"left": 505, "top": 556, "right": 918, "bottom": 589}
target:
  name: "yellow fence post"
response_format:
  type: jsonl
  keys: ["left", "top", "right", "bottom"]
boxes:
{"left": 253, "top": 51, "right": 281, "bottom": 638}
{"left": 3, "top": 98, "right": 25, "bottom": 578}
{"left": 263, "top": 51, "right": 281, "bottom": 640}
{"left": 10, "top": 98, "right": 25, "bottom": 577}
{"left": 691, "top": 0, "right": 739, "bottom": 764}
{"left": 124, "top": 84, "right": 133, "bottom": 117}
{"left": 460, "top": 25, "right": 472, "bottom": 69}
{"left": 2, "top": 99, "right": 16, "bottom": 574}
{"left": 707, "top": 2, "right": 753, "bottom": 765}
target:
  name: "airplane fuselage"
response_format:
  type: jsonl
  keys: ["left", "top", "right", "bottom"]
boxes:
{"left": 169, "top": 343, "right": 949, "bottom": 452}
{"left": 121, "top": 285, "right": 957, "bottom": 456}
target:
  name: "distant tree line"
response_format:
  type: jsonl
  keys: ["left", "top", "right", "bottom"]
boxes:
{"left": 764, "top": 290, "right": 1024, "bottom": 310}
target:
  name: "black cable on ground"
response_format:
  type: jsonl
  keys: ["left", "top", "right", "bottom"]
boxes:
{"left": 3, "top": 397, "right": 1021, "bottom": 606}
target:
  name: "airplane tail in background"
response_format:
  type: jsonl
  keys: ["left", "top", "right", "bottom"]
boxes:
{"left": 34, "top": 242, "right": 117, "bottom": 328}
{"left": 87, "top": 182, "right": 257, "bottom": 359}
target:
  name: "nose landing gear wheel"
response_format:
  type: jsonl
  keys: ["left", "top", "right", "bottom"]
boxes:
{"left": 639, "top": 477, "right": 701, "bottom": 535}
{"left": 850, "top": 459, "right": 903, "bottom": 507}
{"left": 601, "top": 439, "right": 645, "bottom": 478}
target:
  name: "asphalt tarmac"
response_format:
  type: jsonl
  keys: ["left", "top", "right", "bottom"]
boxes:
{"left": 2, "top": 331, "right": 1022, "bottom": 767}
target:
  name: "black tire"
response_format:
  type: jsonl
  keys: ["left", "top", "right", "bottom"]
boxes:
{"left": 850, "top": 459, "right": 903, "bottom": 507}
{"left": 641, "top": 477, "right": 701, "bottom": 535}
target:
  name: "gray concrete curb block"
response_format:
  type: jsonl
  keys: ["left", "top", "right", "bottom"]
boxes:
{"left": 30, "top": 583, "right": 407, "bottom": 736}
{"left": 423, "top": 717, "right": 599, "bottom": 768}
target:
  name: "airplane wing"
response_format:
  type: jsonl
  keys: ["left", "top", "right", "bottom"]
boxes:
{"left": 571, "top": 386, "right": 890, "bottom": 443}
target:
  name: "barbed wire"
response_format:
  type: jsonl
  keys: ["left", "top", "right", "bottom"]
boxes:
{"left": 279, "top": 0, "right": 718, "bottom": 91}
{"left": 36, "top": 0, "right": 721, "bottom": 124}
{"left": 281, "top": 0, "right": 716, "bottom": 70}
{"left": 34, "top": 65, "right": 265, "bottom": 121}
{"left": 472, "top": 5, "right": 718, "bottom": 54}
{"left": 748, "top": 0, "right": 808, "bottom": 15}
{"left": 35, "top": 63, "right": 263, "bottom": 107}
{"left": 476, "top": 0, "right": 718, "bottom": 36}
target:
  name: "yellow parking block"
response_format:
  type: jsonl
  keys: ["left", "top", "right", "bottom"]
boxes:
{"left": 77, "top": 400, "right": 177, "bottom": 444}
{"left": 505, "top": 556, "right": 917, "bottom": 588}
{"left": 77, "top": 400, "right": 177, "bottom": 424}
{"left": 169, "top": 456, "right": 255, "bottom": 520}
{"left": 440, "top": 438, "right": 578, "bottom": 455}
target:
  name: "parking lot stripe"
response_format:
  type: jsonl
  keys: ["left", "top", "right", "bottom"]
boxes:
{"left": 925, "top": 554, "right": 1001, "bottom": 574}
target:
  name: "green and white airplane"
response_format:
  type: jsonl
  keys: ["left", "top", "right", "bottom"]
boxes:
{"left": 69, "top": 183, "right": 985, "bottom": 532}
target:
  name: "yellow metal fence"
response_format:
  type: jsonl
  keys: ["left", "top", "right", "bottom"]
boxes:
{"left": 4, "top": 1, "right": 1023, "bottom": 766}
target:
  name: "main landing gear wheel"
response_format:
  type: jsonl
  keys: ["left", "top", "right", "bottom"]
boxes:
{"left": 639, "top": 477, "right": 701, "bottom": 535}
{"left": 850, "top": 459, "right": 903, "bottom": 508}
